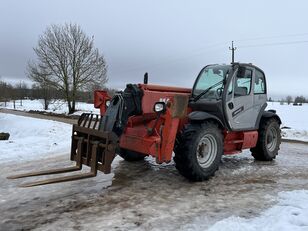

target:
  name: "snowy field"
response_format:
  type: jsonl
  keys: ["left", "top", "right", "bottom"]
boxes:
{"left": 0, "top": 113, "right": 72, "bottom": 163}
{"left": 0, "top": 99, "right": 100, "bottom": 115}
{"left": 267, "top": 102, "right": 308, "bottom": 142}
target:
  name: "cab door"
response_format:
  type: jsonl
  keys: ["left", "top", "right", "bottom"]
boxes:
{"left": 225, "top": 66, "right": 258, "bottom": 131}
{"left": 253, "top": 69, "right": 267, "bottom": 125}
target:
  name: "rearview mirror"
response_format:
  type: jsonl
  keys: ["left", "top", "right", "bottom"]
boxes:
{"left": 237, "top": 66, "right": 246, "bottom": 78}
{"left": 213, "top": 68, "right": 221, "bottom": 75}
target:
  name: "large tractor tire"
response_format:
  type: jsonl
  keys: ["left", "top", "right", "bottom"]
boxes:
{"left": 251, "top": 118, "right": 281, "bottom": 161}
{"left": 118, "top": 149, "right": 145, "bottom": 161}
{"left": 174, "top": 121, "right": 223, "bottom": 181}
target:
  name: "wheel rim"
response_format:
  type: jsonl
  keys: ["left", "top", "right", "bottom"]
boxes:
{"left": 266, "top": 126, "right": 278, "bottom": 152}
{"left": 196, "top": 134, "right": 217, "bottom": 168}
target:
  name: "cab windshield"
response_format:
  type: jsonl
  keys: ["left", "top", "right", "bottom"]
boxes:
{"left": 193, "top": 65, "right": 230, "bottom": 100}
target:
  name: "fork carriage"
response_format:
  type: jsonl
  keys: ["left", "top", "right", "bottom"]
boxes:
{"left": 8, "top": 114, "right": 118, "bottom": 187}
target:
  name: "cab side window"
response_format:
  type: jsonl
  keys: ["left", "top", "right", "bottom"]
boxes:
{"left": 234, "top": 68, "right": 252, "bottom": 97}
{"left": 254, "top": 70, "right": 266, "bottom": 94}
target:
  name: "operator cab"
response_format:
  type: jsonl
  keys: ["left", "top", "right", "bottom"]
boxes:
{"left": 190, "top": 63, "right": 267, "bottom": 131}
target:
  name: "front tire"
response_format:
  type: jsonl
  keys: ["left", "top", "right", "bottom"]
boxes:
{"left": 251, "top": 118, "right": 281, "bottom": 161}
{"left": 174, "top": 121, "right": 223, "bottom": 181}
{"left": 118, "top": 149, "right": 145, "bottom": 161}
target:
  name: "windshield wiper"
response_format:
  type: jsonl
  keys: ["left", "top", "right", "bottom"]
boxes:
{"left": 193, "top": 80, "right": 223, "bottom": 102}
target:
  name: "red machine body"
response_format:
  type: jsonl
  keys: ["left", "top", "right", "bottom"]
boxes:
{"left": 94, "top": 84, "right": 258, "bottom": 163}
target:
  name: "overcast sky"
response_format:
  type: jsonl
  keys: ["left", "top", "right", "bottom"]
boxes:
{"left": 0, "top": 0, "right": 308, "bottom": 98}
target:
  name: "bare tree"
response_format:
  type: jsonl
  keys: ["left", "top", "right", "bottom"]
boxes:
{"left": 31, "top": 83, "right": 53, "bottom": 110}
{"left": 286, "top": 95, "right": 293, "bottom": 105}
{"left": 0, "top": 80, "right": 12, "bottom": 106}
{"left": 28, "top": 23, "right": 108, "bottom": 114}
{"left": 15, "top": 81, "right": 28, "bottom": 106}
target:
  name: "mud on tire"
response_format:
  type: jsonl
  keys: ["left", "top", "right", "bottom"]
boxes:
{"left": 251, "top": 118, "right": 281, "bottom": 161}
{"left": 119, "top": 149, "right": 145, "bottom": 161}
{"left": 174, "top": 121, "right": 223, "bottom": 181}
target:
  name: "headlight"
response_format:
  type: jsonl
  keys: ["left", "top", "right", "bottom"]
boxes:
{"left": 153, "top": 102, "right": 166, "bottom": 113}
{"left": 105, "top": 100, "right": 110, "bottom": 107}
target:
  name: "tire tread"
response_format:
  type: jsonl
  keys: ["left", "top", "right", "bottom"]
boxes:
{"left": 174, "top": 121, "right": 223, "bottom": 181}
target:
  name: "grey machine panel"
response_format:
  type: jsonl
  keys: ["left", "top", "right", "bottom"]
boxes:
{"left": 224, "top": 66, "right": 267, "bottom": 131}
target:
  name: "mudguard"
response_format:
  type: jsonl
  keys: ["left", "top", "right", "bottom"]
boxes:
{"left": 188, "top": 111, "right": 224, "bottom": 128}
{"left": 261, "top": 110, "right": 282, "bottom": 124}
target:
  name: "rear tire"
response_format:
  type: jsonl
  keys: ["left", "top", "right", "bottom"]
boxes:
{"left": 251, "top": 118, "right": 281, "bottom": 161}
{"left": 118, "top": 149, "right": 145, "bottom": 161}
{"left": 174, "top": 121, "right": 223, "bottom": 181}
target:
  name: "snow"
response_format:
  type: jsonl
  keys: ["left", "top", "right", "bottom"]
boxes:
{"left": 267, "top": 102, "right": 308, "bottom": 142}
{"left": 187, "top": 190, "right": 308, "bottom": 231}
{"left": 0, "top": 113, "right": 71, "bottom": 163}
{"left": 0, "top": 99, "right": 100, "bottom": 115}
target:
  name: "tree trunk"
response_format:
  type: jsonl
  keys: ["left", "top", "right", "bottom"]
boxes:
{"left": 64, "top": 81, "right": 75, "bottom": 114}
{"left": 67, "top": 98, "right": 74, "bottom": 114}
{"left": 44, "top": 98, "right": 48, "bottom": 110}
{"left": 71, "top": 99, "right": 75, "bottom": 114}
{"left": 70, "top": 84, "right": 76, "bottom": 114}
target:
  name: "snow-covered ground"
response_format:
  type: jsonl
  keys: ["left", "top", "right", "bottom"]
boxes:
{"left": 0, "top": 99, "right": 99, "bottom": 115}
{"left": 0, "top": 113, "right": 71, "bottom": 163}
{"left": 267, "top": 102, "right": 308, "bottom": 142}
{"left": 185, "top": 190, "right": 308, "bottom": 231}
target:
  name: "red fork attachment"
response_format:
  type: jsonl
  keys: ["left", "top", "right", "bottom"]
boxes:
{"left": 7, "top": 113, "right": 118, "bottom": 187}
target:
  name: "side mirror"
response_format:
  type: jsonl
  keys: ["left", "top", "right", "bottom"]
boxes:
{"left": 216, "top": 88, "right": 223, "bottom": 98}
{"left": 153, "top": 102, "right": 166, "bottom": 113}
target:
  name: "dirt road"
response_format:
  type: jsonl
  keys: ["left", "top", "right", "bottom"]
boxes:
{"left": 0, "top": 108, "right": 77, "bottom": 124}
{"left": 0, "top": 142, "right": 307, "bottom": 231}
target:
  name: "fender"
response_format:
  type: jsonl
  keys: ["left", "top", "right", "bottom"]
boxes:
{"left": 261, "top": 110, "right": 282, "bottom": 124}
{"left": 188, "top": 111, "right": 224, "bottom": 128}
